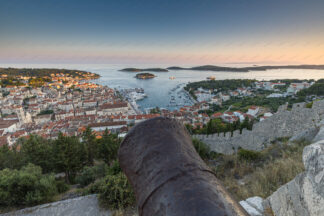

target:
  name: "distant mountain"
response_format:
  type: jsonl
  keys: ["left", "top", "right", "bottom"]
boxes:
{"left": 245, "top": 64, "right": 324, "bottom": 71}
{"left": 120, "top": 68, "right": 168, "bottom": 72}
{"left": 167, "top": 64, "right": 324, "bottom": 72}
{"left": 167, "top": 65, "right": 248, "bottom": 72}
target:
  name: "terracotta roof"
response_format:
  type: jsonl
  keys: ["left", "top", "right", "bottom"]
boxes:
{"left": 128, "top": 115, "right": 135, "bottom": 119}
{"left": 212, "top": 112, "right": 223, "bottom": 118}
{"left": 224, "top": 112, "right": 233, "bottom": 115}
{"left": 100, "top": 102, "right": 128, "bottom": 109}
{"left": 89, "top": 121, "right": 127, "bottom": 127}
{"left": 0, "top": 120, "right": 19, "bottom": 129}
{"left": 11, "top": 130, "right": 26, "bottom": 138}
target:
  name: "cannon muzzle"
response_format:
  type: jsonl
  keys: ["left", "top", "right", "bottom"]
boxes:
{"left": 119, "top": 117, "right": 248, "bottom": 216}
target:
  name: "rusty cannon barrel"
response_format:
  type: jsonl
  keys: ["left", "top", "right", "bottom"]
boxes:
{"left": 118, "top": 117, "right": 248, "bottom": 216}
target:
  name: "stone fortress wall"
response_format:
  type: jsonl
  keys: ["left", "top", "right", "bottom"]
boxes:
{"left": 194, "top": 100, "right": 324, "bottom": 154}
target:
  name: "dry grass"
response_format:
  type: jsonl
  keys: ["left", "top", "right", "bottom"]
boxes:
{"left": 223, "top": 155, "right": 304, "bottom": 200}
{"left": 211, "top": 139, "right": 308, "bottom": 200}
{"left": 264, "top": 207, "right": 275, "bottom": 216}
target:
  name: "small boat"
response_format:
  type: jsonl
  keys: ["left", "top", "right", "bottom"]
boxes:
{"left": 169, "top": 76, "right": 176, "bottom": 80}
{"left": 207, "top": 76, "right": 216, "bottom": 80}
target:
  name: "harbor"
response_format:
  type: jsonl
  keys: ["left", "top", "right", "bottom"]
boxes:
{"left": 118, "top": 88, "right": 147, "bottom": 114}
{"left": 117, "top": 83, "right": 195, "bottom": 113}
{"left": 165, "top": 83, "right": 195, "bottom": 109}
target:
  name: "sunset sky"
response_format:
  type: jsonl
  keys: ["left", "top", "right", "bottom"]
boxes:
{"left": 1, "top": 0, "right": 324, "bottom": 65}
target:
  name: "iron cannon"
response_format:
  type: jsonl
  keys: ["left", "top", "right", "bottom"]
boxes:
{"left": 119, "top": 117, "right": 248, "bottom": 216}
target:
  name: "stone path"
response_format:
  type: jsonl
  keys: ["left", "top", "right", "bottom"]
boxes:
{"left": 1, "top": 195, "right": 111, "bottom": 216}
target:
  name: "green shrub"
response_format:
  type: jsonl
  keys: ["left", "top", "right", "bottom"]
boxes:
{"left": 0, "top": 164, "right": 57, "bottom": 206}
{"left": 82, "top": 179, "right": 105, "bottom": 195}
{"left": 306, "top": 102, "right": 313, "bottom": 108}
{"left": 76, "top": 167, "right": 96, "bottom": 187}
{"left": 76, "top": 163, "right": 108, "bottom": 187}
{"left": 107, "top": 160, "right": 122, "bottom": 176}
{"left": 238, "top": 149, "right": 262, "bottom": 161}
{"left": 55, "top": 180, "right": 70, "bottom": 193}
{"left": 95, "top": 163, "right": 109, "bottom": 178}
{"left": 192, "top": 138, "right": 212, "bottom": 160}
{"left": 98, "top": 173, "right": 135, "bottom": 210}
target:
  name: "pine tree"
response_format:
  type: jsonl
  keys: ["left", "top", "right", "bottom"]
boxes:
{"left": 82, "top": 127, "right": 97, "bottom": 166}
{"left": 98, "top": 129, "right": 120, "bottom": 164}
{"left": 53, "top": 133, "right": 86, "bottom": 183}
{"left": 19, "top": 134, "right": 53, "bottom": 173}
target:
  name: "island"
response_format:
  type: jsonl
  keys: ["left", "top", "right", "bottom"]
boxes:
{"left": 167, "top": 64, "right": 324, "bottom": 72}
{"left": 0, "top": 68, "right": 100, "bottom": 80}
{"left": 135, "top": 73, "right": 156, "bottom": 79}
{"left": 120, "top": 68, "right": 168, "bottom": 72}
{"left": 121, "top": 64, "right": 324, "bottom": 73}
{"left": 0, "top": 67, "right": 100, "bottom": 87}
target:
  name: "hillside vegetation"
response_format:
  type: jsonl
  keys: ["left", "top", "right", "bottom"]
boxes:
{"left": 298, "top": 79, "right": 324, "bottom": 96}
{"left": 194, "top": 138, "right": 309, "bottom": 200}
{"left": 184, "top": 79, "right": 255, "bottom": 92}
{"left": 0, "top": 68, "right": 99, "bottom": 78}
{"left": 0, "top": 128, "right": 131, "bottom": 213}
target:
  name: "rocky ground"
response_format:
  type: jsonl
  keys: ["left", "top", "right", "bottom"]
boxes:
{"left": 0, "top": 195, "right": 111, "bottom": 216}
{"left": 240, "top": 131, "right": 324, "bottom": 216}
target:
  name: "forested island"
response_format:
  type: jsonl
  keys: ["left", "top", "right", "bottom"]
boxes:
{"left": 120, "top": 68, "right": 168, "bottom": 72}
{"left": 121, "top": 64, "right": 324, "bottom": 73}
{"left": 135, "top": 73, "right": 156, "bottom": 79}
{"left": 168, "top": 64, "right": 324, "bottom": 72}
{"left": 0, "top": 68, "right": 100, "bottom": 79}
